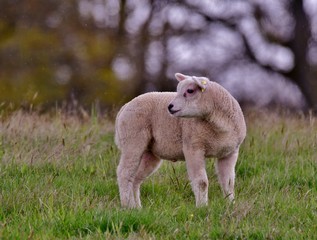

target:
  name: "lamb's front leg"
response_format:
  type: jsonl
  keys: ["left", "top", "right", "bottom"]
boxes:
{"left": 184, "top": 148, "right": 208, "bottom": 207}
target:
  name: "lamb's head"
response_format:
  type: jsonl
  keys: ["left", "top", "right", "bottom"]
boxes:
{"left": 168, "top": 73, "right": 210, "bottom": 118}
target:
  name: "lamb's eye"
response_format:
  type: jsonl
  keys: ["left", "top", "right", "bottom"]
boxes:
{"left": 187, "top": 89, "right": 194, "bottom": 94}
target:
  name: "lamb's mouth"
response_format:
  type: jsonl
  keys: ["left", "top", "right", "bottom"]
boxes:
{"left": 169, "top": 109, "right": 180, "bottom": 115}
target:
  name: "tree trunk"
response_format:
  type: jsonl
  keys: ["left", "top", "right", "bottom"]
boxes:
{"left": 286, "top": 0, "right": 317, "bottom": 111}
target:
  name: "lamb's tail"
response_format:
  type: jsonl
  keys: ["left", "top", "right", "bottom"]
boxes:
{"left": 114, "top": 103, "right": 127, "bottom": 149}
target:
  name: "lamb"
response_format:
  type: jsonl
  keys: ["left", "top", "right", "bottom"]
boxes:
{"left": 115, "top": 73, "right": 246, "bottom": 208}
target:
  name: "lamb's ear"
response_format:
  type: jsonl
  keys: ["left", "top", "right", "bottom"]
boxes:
{"left": 175, "top": 73, "right": 188, "bottom": 82}
{"left": 193, "top": 77, "right": 209, "bottom": 92}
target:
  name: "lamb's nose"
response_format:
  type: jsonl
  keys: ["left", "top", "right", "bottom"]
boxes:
{"left": 168, "top": 104, "right": 174, "bottom": 111}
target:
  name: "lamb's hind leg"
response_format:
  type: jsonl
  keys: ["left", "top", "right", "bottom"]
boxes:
{"left": 133, "top": 152, "right": 162, "bottom": 207}
{"left": 117, "top": 149, "right": 144, "bottom": 208}
{"left": 216, "top": 150, "right": 239, "bottom": 202}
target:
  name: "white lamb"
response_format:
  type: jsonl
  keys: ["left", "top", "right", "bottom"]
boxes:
{"left": 115, "top": 73, "right": 246, "bottom": 208}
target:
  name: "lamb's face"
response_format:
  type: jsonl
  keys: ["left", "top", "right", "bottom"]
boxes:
{"left": 168, "top": 74, "right": 208, "bottom": 118}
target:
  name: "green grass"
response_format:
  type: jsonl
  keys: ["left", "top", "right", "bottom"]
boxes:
{"left": 0, "top": 110, "right": 316, "bottom": 239}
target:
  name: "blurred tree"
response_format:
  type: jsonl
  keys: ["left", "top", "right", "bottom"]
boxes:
{"left": 0, "top": 0, "right": 126, "bottom": 111}
{"left": 286, "top": 0, "right": 316, "bottom": 111}
{"left": 115, "top": 0, "right": 317, "bottom": 110}
{"left": 0, "top": 0, "right": 317, "bottom": 112}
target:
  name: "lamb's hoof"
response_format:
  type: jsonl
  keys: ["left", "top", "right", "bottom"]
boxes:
{"left": 121, "top": 201, "right": 141, "bottom": 209}
{"left": 225, "top": 193, "right": 235, "bottom": 203}
{"left": 195, "top": 201, "right": 208, "bottom": 208}
{"left": 122, "top": 205, "right": 141, "bottom": 210}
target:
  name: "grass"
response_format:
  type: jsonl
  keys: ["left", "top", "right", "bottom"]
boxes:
{"left": 0, "top": 109, "right": 316, "bottom": 239}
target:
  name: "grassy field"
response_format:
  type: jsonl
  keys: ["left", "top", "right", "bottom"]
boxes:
{"left": 0, "top": 109, "right": 316, "bottom": 239}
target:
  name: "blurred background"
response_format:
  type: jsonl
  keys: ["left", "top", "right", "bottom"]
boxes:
{"left": 1, "top": 0, "right": 317, "bottom": 113}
